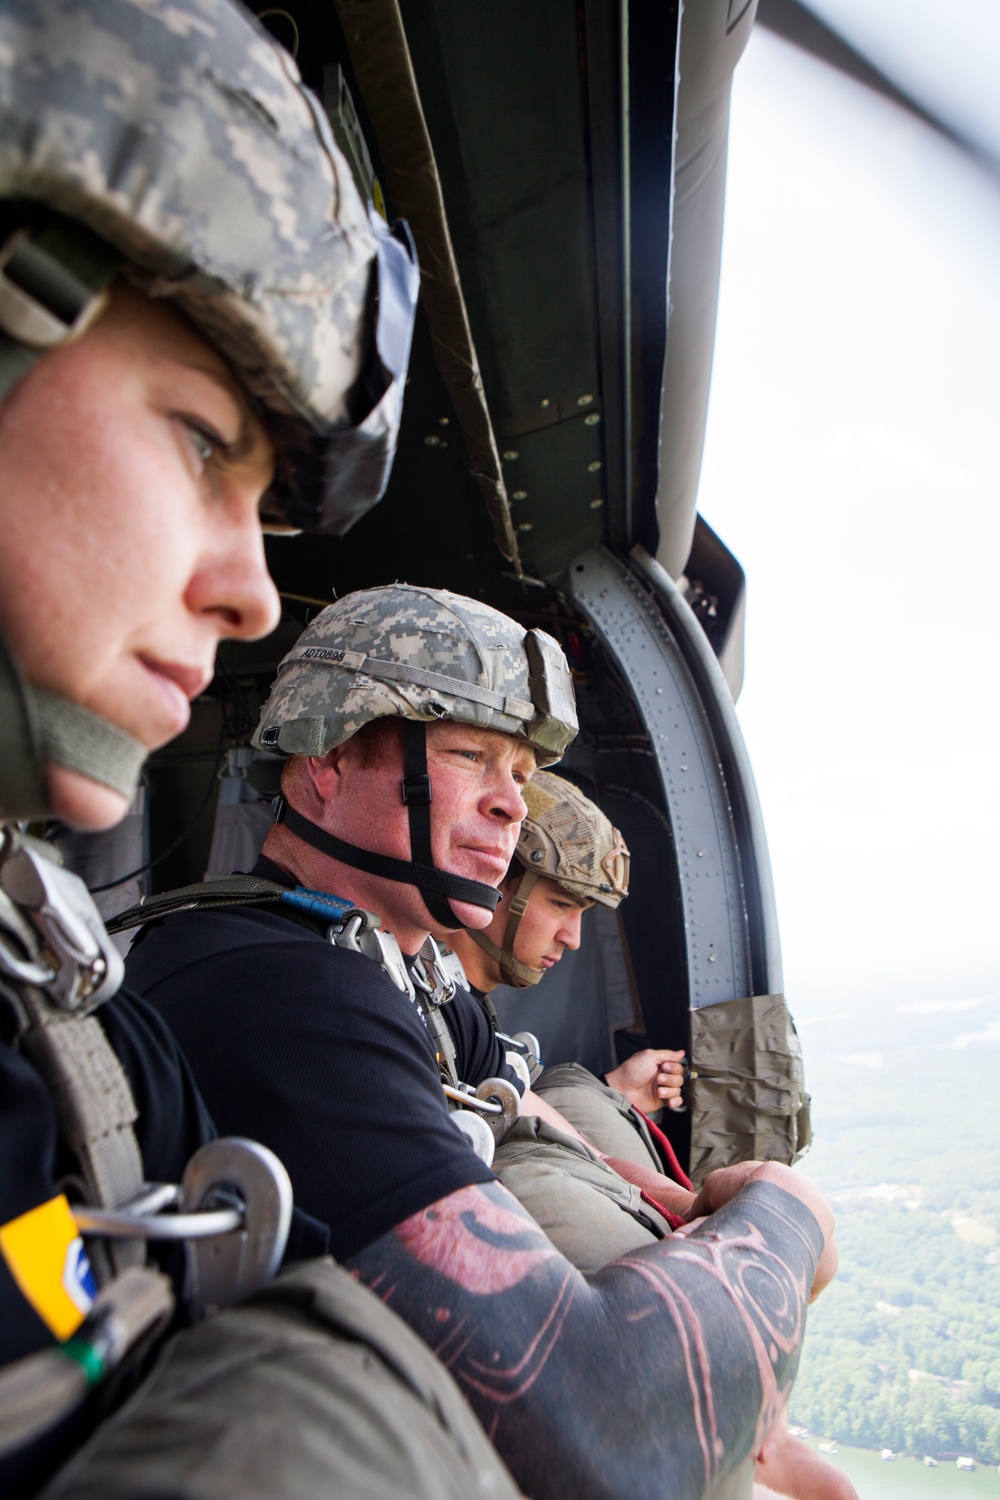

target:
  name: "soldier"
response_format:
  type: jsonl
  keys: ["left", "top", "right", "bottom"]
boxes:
{"left": 129, "top": 586, "right": 841, "bottom": 1500}
{"left": 452, "top": 767, "right": 687, "bottom": 1121}
{"left": 0, "top": 5, "right": 525, "bottom": 1500}
{"left": 447, "top": 770, "right": 695, "bottom": 1268}
{"left": 447, "top": 774, "right": 858, "bottom": 1500}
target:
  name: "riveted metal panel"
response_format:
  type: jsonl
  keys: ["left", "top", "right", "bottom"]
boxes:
{"left": 569, "top": 546, "right": 751, "bottom": 1007}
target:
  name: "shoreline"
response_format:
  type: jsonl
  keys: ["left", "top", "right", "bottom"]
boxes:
{"left": 793, "top": 1435, "right": 1000, "bottom": 1497}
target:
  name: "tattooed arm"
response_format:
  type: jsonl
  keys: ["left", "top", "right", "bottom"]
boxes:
{"left": 350, "top": 1163, "right": 834, "bottom": 1500}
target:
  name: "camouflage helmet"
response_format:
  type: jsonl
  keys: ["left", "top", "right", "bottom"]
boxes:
{"left": 515, "top": 772, "right": 630, "bottom": 907}
{"left": 257, "top": 586, "right": 578, "bottom": 930}
{"left": 0, "top": 0, "right": 420, "bottom": 819}
{"left": 254, "top": 585, "right": 578, "bottom": 765}
{"left": 467, "top": 771, "right": 629, "bottom": 988}
{"left": 0, "top": 0, "right": 419, "bottom": 537}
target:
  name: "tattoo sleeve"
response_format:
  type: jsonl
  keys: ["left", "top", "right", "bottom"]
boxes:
{"left": 349, "top": 1177, "right": 822, "bottom": 1500}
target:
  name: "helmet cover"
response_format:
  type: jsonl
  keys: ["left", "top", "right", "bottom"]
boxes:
{"left": 464, "top": 771, "right": 627, "bottom": 986}
{"left": 254, "top": 585, "right": 578, "bottom": 765}
{"left": 0, "top": 0, "right": 419, "bottom": 535}
{"left": 514, "top": 771, "right": 629, "bottom": 908}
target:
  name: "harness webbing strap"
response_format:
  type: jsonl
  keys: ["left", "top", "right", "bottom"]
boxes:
{"left": 0, "top": 826, "right": 146, "bottom": 1274}
{"left": 424, "top": 1002, "right": 460, "bottom": 1089}
{"left": 0, "top": 1264, "right": 172, "bottom": 1462}
{"left": 19, "top": 998, "right": 145, "bottom": 1274}
{"left": 108, "top": 875, "right": 307, "bottom": 933}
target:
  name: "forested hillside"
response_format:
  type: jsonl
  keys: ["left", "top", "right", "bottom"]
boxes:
{"left": 788, "top": 993, "right": 1000, "bottom": 1461}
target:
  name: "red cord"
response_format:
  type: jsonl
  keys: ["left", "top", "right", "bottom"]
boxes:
{"left": 636, "top": 1109, "right": 694, "bottom": 1192}
{"left": 639, "top": 1189, "right": 687, "bottom": 1232}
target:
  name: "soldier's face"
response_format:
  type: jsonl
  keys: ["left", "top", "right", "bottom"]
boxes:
{"left": 421, "top": 724, "right": 535, "bottom": 911}
{"left": 0, "top": 285, "right": 280, "bottom": 828}
{"left": 320, "top": 720, "right": 536, "bottom": 946}
{"left": 511, "top": 875, "right": 592, "bottom": 972}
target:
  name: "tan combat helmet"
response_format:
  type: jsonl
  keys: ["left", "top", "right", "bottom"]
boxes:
{"left": 468, "top": 770, "right": 630, "bottom": 987}
{"left": 0, "top": 0, "right": 419, "bottom": 820}
{"left": 254, "top": 585, "right": 578, "bottom": 928}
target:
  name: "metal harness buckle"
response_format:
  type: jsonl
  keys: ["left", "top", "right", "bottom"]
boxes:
{"left": 0, "top": 833, "right": 123, "bottom": 1013}
{"left": 73, "top": 1139, "right": 293, "bottom": 1320}
{"left": 332, "top": 910, "right": 415, "bottom": 998}
{"left": 446, "top": 1078, "right": 521, "bottom": 1165}
{"left": 410, "top": 935, "right": 459, "bottom": 1006}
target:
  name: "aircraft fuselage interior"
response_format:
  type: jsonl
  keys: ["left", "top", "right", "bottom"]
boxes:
{"left": 54, "top": 0, "right": 815, "bottom": 1183}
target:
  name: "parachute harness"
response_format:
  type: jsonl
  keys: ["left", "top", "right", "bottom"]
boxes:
{"left": 110, "top": 874, "right": 518, "bottom": 1167}
{"left": 0, "top": 835, "right": 295, "bottom": 1461}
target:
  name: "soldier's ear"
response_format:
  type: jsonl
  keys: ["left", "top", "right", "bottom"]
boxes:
{"left": 304, "top": 747, "right": 344, "bottom": 798}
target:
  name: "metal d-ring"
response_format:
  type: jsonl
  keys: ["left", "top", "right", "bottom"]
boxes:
{"left": 442, "top": 1082, "right": 503, "bottom": 1115}
{"left": 474, "top": 1077, "right": 520, "bottom": 1143}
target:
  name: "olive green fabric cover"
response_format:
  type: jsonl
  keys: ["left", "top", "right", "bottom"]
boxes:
{"left": 493, "top": 1103, "right": 752, "bottom": 1498}
{"left": 42, "top": 1258, "right": 522, "bottom": 1500}
{"left": 492, "top": 1114, "right": 669, "bottom": 1276}
{"left": 534, "top": 1061, "right": 662, "bottom": 1169}
{"left": 688, "top": 994, "right": 812, "bottom": 1188}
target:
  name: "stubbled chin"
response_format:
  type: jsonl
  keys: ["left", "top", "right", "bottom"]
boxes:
{"left": 46, "top": 764, "right": 131, "bottom": 831}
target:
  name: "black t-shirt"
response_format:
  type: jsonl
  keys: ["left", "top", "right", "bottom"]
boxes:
{"left": 470, "top": 984, "right": 500, "bottom": 1025}
{"left": 0, "top": 988, "right": 216, "bottom": 1497}
{"left": 0, "top": 989, "right": 214, "bottom": 1370}
{"left": 126, "top": 861, "right": 515, "bottom": 1262}
{"left": 0, "top": 946, "right": 330, "bottom": 1497}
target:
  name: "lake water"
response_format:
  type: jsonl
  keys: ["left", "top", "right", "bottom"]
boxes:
{"left": 802, "top": 1438, "right": 1000, "bottom": 1497}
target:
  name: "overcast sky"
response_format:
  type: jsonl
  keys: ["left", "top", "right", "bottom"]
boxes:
{"left": 698, "top": 27, "right": 1000, "bottom": 1016}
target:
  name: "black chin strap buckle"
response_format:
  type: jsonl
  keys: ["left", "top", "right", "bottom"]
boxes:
{"left": 401, "top": 773, "right": 432, "bottom": 806}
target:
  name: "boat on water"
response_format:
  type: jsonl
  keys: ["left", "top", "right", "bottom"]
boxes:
{"left": 956, "top": 1456, "right": 976, "bottom": 1471}
{"left": 923, "top": 1456, "right": 938, "bottom": 1467}
{"left": 881, "top": 1449, "right": 896, "bottom": 1461}
{"left": 818, "top": 1442, "right": 838, "bottom": 1455}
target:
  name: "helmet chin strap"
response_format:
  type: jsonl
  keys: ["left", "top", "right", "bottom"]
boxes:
{"left": 273, "top": 719, "right": 501, "bottom": 927}
{"left": 467, "top": 867, "right": 544, "bottom": 988}
{"left": 0, "top": 626, "right": 147, "bottom": 820}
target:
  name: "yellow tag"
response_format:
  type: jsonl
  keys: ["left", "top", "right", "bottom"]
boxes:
{"left": 0, "top": 1194, "right": 97, "bottom": 1340}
